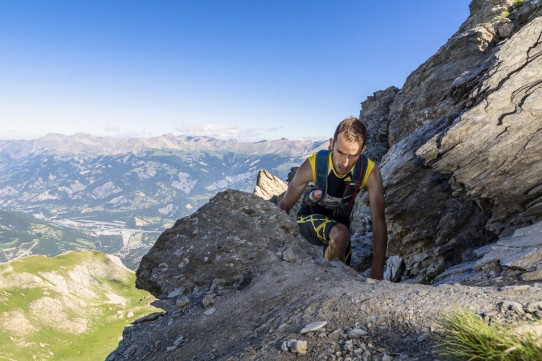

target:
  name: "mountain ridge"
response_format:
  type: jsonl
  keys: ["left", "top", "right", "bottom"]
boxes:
{"left": 0, "top": 133, "right": 329, "bottom": 159}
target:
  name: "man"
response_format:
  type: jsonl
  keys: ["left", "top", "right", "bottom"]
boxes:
{"left": 279, "top": 117, "right": 388, "bottom": 280}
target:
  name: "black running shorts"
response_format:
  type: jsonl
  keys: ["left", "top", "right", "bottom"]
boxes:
{"left": 296, "top": 213, "right": 351, "bottom": 265}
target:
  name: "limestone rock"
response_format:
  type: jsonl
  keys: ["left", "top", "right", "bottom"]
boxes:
{"left": 203, "top": 307, "right": 216, "bottom": 316}
{"left": 347, "top": 328, "right": 368, "bottom": 339}
{"left": 384, "top": 256, "right": 404, "bottom": 283}
{"left": 359, "top": 86, "right": 399, "bottom": 162}
{"left": 474, "top": 222, "right": 542, "bottom": 272}
{"left": 131, "top": 312, "right": 164, "bottom": 324}
{"left": 387, "top": 0, "right": 513, "bottom": 146}
{"left": 418, "top": 17, "right": 542, "bottom": 235}
{"left": 300, "top": 321, "right": 327, "bottom": 334}
{"left": 376, "top": 115, "right": 493, "bottom": 278}
{"left": 253, "top": 169, "right": 288, "bottom": 203}
{"left": 281, "top": 339, "right": 307, "bottom": 355}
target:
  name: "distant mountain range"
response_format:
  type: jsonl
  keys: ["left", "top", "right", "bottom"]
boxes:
{"left": 0, "top": 133, "right": 327, "bottom": 268}
{"left": 0, "top": 133, "right": 326, "bottom": 158}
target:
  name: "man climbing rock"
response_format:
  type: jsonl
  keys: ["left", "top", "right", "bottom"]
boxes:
{"left": 279, "top": 117, "right": 388, "bottom": 279}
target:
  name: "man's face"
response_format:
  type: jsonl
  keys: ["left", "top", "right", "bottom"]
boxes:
{"left": 330, "top": 133, "right": 365, "bottom": 176}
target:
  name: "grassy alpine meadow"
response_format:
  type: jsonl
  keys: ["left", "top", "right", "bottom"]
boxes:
{"left": 435, "top": 309, "right": 542, "bottom": 361}
{"left": 0, "top": 250, "right": 158, "bottom": 361}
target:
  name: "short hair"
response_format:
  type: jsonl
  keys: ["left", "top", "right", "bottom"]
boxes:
{"left": 333, "top": 117, "right": 367, "bottom": 147}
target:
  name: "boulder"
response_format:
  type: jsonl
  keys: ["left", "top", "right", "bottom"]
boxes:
{"left": 136, "top": 189, "right": 307, "bottom": 297}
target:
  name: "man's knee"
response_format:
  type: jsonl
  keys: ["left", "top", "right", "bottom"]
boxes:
{"left": 330, "top": 223, "right": 348, "bottom": 238}
{"left": 329, "top": 223, "right": 349, "bottom": 247}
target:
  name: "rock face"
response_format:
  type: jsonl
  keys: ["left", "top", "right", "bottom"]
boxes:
{"left": 354, "top": 0, "right": 542, "bottom": 279}
{"left": 360, "top": 86, "right": 399, "bottom": 162}
{"left": 435, "top": 221, "right": 542, "bottom": 285}
{"left": 417, "top": 15, "right": 542, "bottom": 235}
{"left": 385, "top": 0, "right": 515, "bottom": 146}
{"left": 107, "top": 190, "right": 542, "bottom": 360}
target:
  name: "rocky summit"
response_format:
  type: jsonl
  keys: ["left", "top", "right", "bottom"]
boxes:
{"left": 108, "top": 0, "right": 542, "bottom": 360}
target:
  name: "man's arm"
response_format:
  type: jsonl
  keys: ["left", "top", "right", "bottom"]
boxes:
{"left": 279, "top": 159, "right": 313, "bottom": 214}
{"left": 366, "top": 165, "right": 388, "bottom": 280}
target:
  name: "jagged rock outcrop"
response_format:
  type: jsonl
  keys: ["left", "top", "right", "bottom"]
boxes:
{"left": 108, "top": 190, "right": 542, "bottom": 360}
{"left": 417, "top": 15, "right": 542, "bottom": 235}
{"left": 378, "top": 115, "right": 495, "bottom": 278}
{"left": 386, "top": 0, "right": 516, "bottom": 146}
{"left": 359, "top": 86, "right": 399, "bottom": 162}
{"left": 353, "top": 0, "right": 542, "bottom": 279}
{"left": 253, "top": 169, "right": 288, "bottom": 203}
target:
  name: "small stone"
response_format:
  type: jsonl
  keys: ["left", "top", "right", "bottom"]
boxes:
{"left": 281, "top": 339, "right": 307, "bottom": 355}
{"left": 525, "top": 301, "right": 542, "bottom": 313}
{"left": 150, "top": 299, "right": 175, "bottom": 312}
{"left": 417, "top": 332, "right": 430, "bottom": 342}
{"left": 176, "top": 295, "right": 190, "bottom": 308}
{"left": 166, "top": 345, "right": 177, "bottom": 352}
{"left": 281, "top": 246, "right": 297, "bottom": 262}
{"left": 168, "top": 287, "right": 184, "bottom": 298}
{"left": 203, "top": 307, "right": 216, "bottom": 316}
{"left": 498, "top": 300, "right": 525, "bottom": 314}
{"left": 300, "top": 321, "right": 328, "bottom": 334}
{"left": 202, "top": 294, "right": 216, "bottom": 307}
{"left": 498, "top": 285, "right": 530, "bottom": 292}
{"left": 173, "top": 336, "right": 184, "bottom": 346}
{"left": 210, "top": 278, "right": 226, "bottom": 292}
{"left": 328, "top": 329, "right": 343, "bottom": 340}
{"left": 293, "top": 340, "right": 307, "bottom": 355}
{"left": 521, "top": 269, "right": 542, "bottom": 281}
{"left": 347, "top": 328, "right": 368, "bottom": 339}
{"left": 131, "top": 312, "right": 164, "bottom": 324}
{"left": 366, "top": 278, "right": 379, "bottom": 284}
{"left": 382, "top": 354, "right": 394, "bottom": 361}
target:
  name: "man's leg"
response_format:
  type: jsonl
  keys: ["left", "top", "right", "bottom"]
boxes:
{"left": 325, "top": 223, "right": 350, "bottom": 262}
{"left": 297, "top": 214, "right": 351, "bottom": 265}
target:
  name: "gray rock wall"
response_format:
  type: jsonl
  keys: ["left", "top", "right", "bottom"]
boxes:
{"left": 353, "top": 0, "right": 542, "bottom": 279}
{"left": 386, "top": 0, "right": 515, "bottom": 146}
{"left": 418, "top": 16, "right": 542, "bottom": 235}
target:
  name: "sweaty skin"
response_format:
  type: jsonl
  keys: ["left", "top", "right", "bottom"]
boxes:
{"left": 279, "top": 134, "right": 388, "bottom": 280}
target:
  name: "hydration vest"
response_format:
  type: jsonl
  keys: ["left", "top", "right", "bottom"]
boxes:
{"left": 305, "top": 149, "right": 369, "bottom": 219}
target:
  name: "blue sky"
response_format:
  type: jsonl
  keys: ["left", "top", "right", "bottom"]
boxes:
{"left": 0, "top": 0, "right": 471, "bottom": 141}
